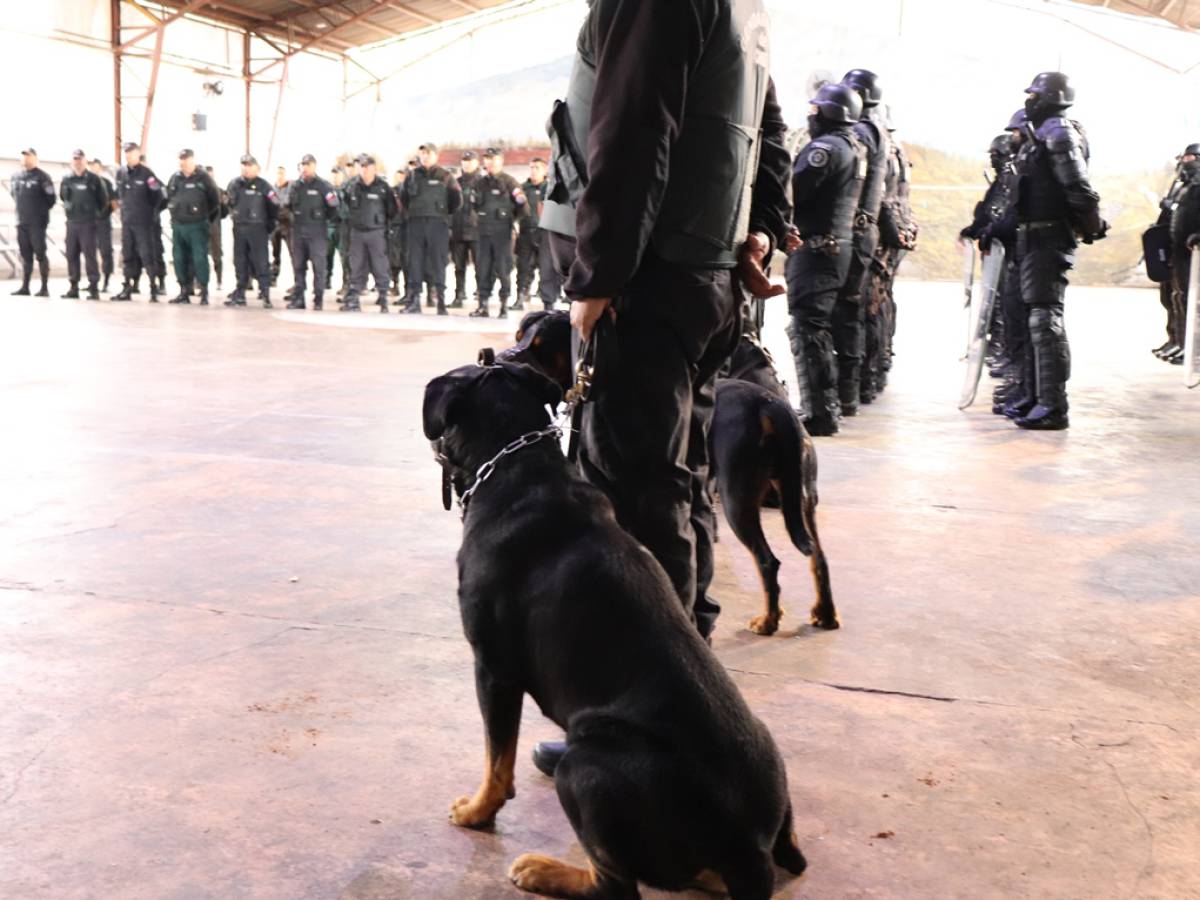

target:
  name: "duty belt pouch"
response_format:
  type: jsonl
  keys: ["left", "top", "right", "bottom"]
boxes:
{"left": 547, "top": 101, "right": 589, "bottom": 206}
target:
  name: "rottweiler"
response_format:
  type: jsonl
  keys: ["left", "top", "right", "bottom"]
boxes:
{"left": 424, "top": 360, "right": 807, "bottom": 899}
{"left": 494, "top": 312, "right": 838, "bottom": 638}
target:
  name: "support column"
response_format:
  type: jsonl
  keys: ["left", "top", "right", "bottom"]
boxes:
{"left": 243, "top": 30, "right": 252, "bottom": 154}
{"left": 111, "top": 0, "right": 122, "bottom": 161}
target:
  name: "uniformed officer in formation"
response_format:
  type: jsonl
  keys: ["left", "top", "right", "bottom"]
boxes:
{"left": 342, "top": 153, "right": 399, "bottom": 313}
{"left": 89, "top": 158, "right": 118, "bottom": 294}
{"left": 114, "top": 142, "right": 166, "bottom": 302}
{"left": 785, "top": 83, "right": 868, "bottom": 436}
{"left": 468, "top": 148, "right": 526, "bottom": 319}
{"left": 388, "top": 168, "right": 408, "bottom": 299}
{"left": 9, "top": 148, "right": 56, "bottom": 297}
{"left": 205, "top": 165, "right": 228, "bottom": 291}
{"left": 327, "top": 166, "right": 347, "bottom": 293}
{"left": 286, "top": 153, "right": 339, "bottom": 310}
{"left": 224, "top": 154, "right": 279, "bottom": 308}
{"left": 1151, "top": 144, "right": 1200, "bottom": 366}
{"left": 270, "top": 165, "right": 292, "bottom": 285}
{"left": 513, "top": 157, "right": 548, "bottom": 311}
{"left": 165, "top": 149, "right": 222, "bottom": 305}
{"left": 449, "top": 150, "right": 480, "bottom": 308}
{"left": 58, "top": 149, "right": 107, "bottom": 300}
{"left": 832, "top": 69, "right": 891, "bottom": 419}
{"left": 399, "top": 143, "right": 461, "bottom": 314}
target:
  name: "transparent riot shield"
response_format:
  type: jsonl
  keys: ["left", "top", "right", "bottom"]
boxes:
{"left": 960, "top": 241, "right": 976, "bottom": 360}
{"left": 959, "top": 245, "right": 1006, "bottom": 409}
{"left": 1186, "top": 245, "right": 1200, "bottom": 389}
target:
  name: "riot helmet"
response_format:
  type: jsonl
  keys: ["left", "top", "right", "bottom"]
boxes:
{"left": 1024, "top": 72, "right": 1074, "bottom": 124}
{"left": 842, "top": 69, "right": 883, "bottom": 108}
{"left": 989, "top": 134, "right": 1014, "bottom": 172}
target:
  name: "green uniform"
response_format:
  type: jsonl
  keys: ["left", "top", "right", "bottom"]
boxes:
{"left": 166, "top": 168, "right": 221, "bottom": 299}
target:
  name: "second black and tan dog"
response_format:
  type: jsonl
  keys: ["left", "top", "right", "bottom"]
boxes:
{"left": 425, "top": 361, "right": 807, "bottom": 899}
{"left": 495, "top": 311, "right": 837, "bottom": 637}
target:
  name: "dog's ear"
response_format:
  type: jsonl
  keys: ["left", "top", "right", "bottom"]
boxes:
{"left": 423, "top": 369, "right": 482, "bottom": 440}
{"left": 500, "top": 361, "right": 563, "bottom": 408}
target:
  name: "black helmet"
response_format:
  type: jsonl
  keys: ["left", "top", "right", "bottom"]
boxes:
{"left": 1025, "top": 72, "right": 1074, "bottom": 108}
{"left": 1006, "top": 108, "right": 1028, "bottom": 131}
{"left": 842, "top": 69, "right": 882, "bottom": 108}
{"left": 989, "top": 134, "right": 1014, "bottom": 157}
{"left": 1182, "top": 143, "right": 1200, "bottom": 158}
{"left": 811, "top": 83, "right": 863, "bottom": 125}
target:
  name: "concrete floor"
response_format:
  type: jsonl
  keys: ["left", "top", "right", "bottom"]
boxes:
{"left": 1, "top": 279, "right": 1198, "bottom": 900}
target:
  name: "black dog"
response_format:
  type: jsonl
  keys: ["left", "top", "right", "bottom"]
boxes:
{"left": 497, "top": 311, "right": 837, "bottom": 638}
{"left": 425, "top": 361, "right": 807, "bottom": 899}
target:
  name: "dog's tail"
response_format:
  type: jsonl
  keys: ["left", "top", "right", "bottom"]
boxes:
{"left": 763, "top": 398, "right": 815, "bottom": 557}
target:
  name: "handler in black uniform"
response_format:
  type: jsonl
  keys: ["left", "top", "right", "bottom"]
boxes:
{"left": 286, "top": 154, "right": 339, "bottom": 310}
{"left": 113, "top": 142, "right": 165, "bottom": 302}
{"left": 342, "top": 154, "right": 399, "bottom": 313}
{"left": 785, "top": 83, "right": 867, "bottom": 436}
{"left": 9, "top": 148, "right": 55, "bottom": 297}
{"left": 832, "top": 68, "right": 890, "bottom": 417}
{"left": 449, "top": 150, "right": 481, "bottom": 308}
{"left": 165, "top": 149, "right": 222, "bottom": 305}
{"left": 89, "top": 158, "right": 117, "bottom": 294}
{"left": 399, "top": 143, "right": 461, "bottom": 314}
{"left": 224, "top": 154, "right": 279, "bottom": 308}
{"left": 513, "top": 157, "right": 549, "bottom": 311}
{"left": 205, "top": 166, "right": 228, "bottom": 290}
{"left": 1005, "top": 72, "right": 1106, "bottom": 430}
{"left": 58, "top": 149, "right": 107, "bottom": 300}
{"left": 327, "top": 166, "right": 346, "bottom": 295}
{"left": 1168, "top": 149, "right": 1200, "bottom": 365}
{"left": 270, "top": 166, "right": 292, "bottom": 285}
{"left": 468, "top": 148, "right": 526, "bottom": 319}
{"left": 388, "top": 169, "right": 408, "bottom": 299}
{"left": 1152, "top": 145, "right": 1200, "bottom": 364}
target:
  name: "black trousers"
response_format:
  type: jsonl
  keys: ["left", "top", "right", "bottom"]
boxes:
{"left": 406, "top": 217, "right": 449, "bottom": 299}
{"left": 536, "top": 229, "right": 564, "bottom": 308}
{"left": 292, "top": 224, "right": 328, "bottom": 298}
{"left": 832, "top": 223, "right": 880, "bottom": 405}
{"left": 120, "top": 221, "right": 157, "bottom": 284}
{"left": 998, "top": 256, "right": 1028, "bottom": 399}
{"left": 476, "top": 229, "right": 514, "bottom": 303}
{"left": 1167, "top": 247, "right": 1190, "bottom": 348}
{"left": 1016, "top": 227, "right": 1075, "bottom": 411}
{"left": 786, "top": 247, "right": 850, "bottom": 423}
{"left": 233, "top": 224, "right": 270, "bottom": 292}
{"left": 578, "top": 256, "right": 739, "bottom": 639}
{"left": 271, "top": 224, "right": 291, "bottom": 276}
{"left": 16, "top": 222, "right": 49, "bottom": 285}
{"left": 96, "top": 218, "right": 114, "bottom": 277}
{"left": 450, "top": 237, "right": 476, "bottom": 299}
{"left": 65, "top": 221, "right": 99, "bottom": 287}
{"left": 209, "top": 220, "right": 223, "bottom": 284}
{"left": 515, "top": 226, "right": 538, "bottom": 295}
{"left": 349, "top": 228, "right": 390, "bottom": 301}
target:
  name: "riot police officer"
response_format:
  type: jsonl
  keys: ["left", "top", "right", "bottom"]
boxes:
{"left": 513, "top": 157, "right": 549, "bottom": 311}
{"left": 9, "top": 148, "right": 56, "bottom": 297}
{"left": 224, "top": 154, "right": 279, "bottom": 308}
{"left": 286, "top": 153, "right": 339, "bottom": 310}
{"left": 468, "top": 148, "right": 526, "bottom": 319}
{"left": 165, "top": 149, "right": 222, "bottom": 305}
{"left": 342, "top": 154, "right": 399, "bottom": 313}
{"left": 785, "top": 83, "right": 868, "bottom": 436}
{"left": 449, "top": 150, "right": 481, "bottom": 308}
{"left": 1005, "top": 72, "right": 1106, "bottom": 430}
{"left": 113, "top": 142, "right": 166, "bottom": 302}
{"left": 89, "top": 158, "right": 117, "bottom": 294}
{"left": 399, "top": 143, "right": 461, "bottom": 314}
{"left": 1169, "top": 148, "right": 1200, "bottom": 365}
{"left": 832, "top": 68, "right": 891, "bottom": 417}
{"left": 58, "top": 149, "right": 107, "bottom": 300}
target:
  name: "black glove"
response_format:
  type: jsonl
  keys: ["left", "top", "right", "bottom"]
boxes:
{"left": 977, "top": 225, "right": 994, "bottom": 253}
{"left": 959, "top": 225, "right": 977, "bottom": 241}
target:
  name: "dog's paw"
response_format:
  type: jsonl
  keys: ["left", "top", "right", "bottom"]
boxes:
{"left": 449, "top": 793, "right": 500, "bottom": 829}
{"left": 748, "top": 612, "right": 782, "bottom": 636}
{"left": 810, "top": 607, "right": 840, "bottom": 630}
{"left": 509, "top": 854, "right": 595, "bottom": 896}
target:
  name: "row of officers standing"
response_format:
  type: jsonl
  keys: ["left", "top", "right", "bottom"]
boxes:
{"left": 8, "top": 142, "right": 563, "bottom": 317}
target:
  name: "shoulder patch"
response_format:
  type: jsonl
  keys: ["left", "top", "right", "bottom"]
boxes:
{"left": 808, "top": 147, "right": 830, "bottom": 168}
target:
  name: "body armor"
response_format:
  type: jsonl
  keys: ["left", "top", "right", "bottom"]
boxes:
{"left": 290, "top": 177, "right": 336, "bottom": 226}
{"left": 11, "top": 168, "right": 56, "bottom": 225}
{"left": 406, "top": 167, "right": 453, "bottom": 218}
{"left": 346, "top": 177, "right": 393, "bottom": 231}
{"left": 166, "top": 172, "right": 215, "bottom": 225}
{"left": 60, "top": 172, "right": 103, "bottom": 223}
{"left": 791, "top": 129, "right": 867, "bottom": 243}
{"left": 229, "top": 176, "right": 275, "bottom": 226}
{"left": 116, "top": 164, "right": 164, "bottom": 226}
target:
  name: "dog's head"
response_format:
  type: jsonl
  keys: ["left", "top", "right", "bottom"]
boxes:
{"left": 424, "top": 361, "right": 564, "bottom": 509}
{"left": 479, "top": 310, "right": 573, "bottom": 393}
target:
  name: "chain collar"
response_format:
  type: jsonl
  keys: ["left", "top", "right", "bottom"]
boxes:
{"left": 456, "top": 424, "right": 563, "bottom": 519}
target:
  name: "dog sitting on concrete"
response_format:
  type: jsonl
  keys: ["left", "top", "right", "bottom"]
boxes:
{"left": 494, "top": 311, "right": 837, "bottom": 637}
{"left": 424, "top": 360, "right": 807, "bottom": 899}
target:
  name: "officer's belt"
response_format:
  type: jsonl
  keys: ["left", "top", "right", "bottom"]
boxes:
{"left": 1017, "top": 220, "right": 1065, "bottom": 233}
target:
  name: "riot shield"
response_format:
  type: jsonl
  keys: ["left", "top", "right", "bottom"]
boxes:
{"left": 1185, "top": 245, "right": 1200, "bottom": 389}
{"left": 1141, "top": 224, "right": 1172, "bottom": 284}
{"left": 959, "top": 244, "right": 1006, "bottom": 409}
{"left": 960, "top": 241, "right": 976, "bottom": 360}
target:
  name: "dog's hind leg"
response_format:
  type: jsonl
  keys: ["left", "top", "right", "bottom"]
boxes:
{"left": 508, "top": 856, "right": 639, "bottom": 899}
{"left": 720, "top": 468, "right": 783, "bottom": 636}
{"left": 771, "top": 802, "right": 808, "bottom": 875}
{"left": 720, "top": 850, "right": 776, "bottom": 900}
{"left": 798, "top": 469, "right": 838, "bottom": 631}
{"left": 449, "top": 665, "right": 523, "bottom": 828}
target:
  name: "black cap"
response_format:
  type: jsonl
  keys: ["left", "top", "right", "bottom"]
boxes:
{"left": 1183, "top": 143, "right": 1200, "bottom": 158}
{"left": 71, "top": 148, "right": 85, "bottom": 159}
{"left": 408, "top": 158, "right": 419, "bottom": 166}
{"left": 300, "top": 153, "right": 317, "bottom": 164}
{"left": 122, "top": 141, "right": 140, "bottom": 152}
{"left": 419, "top": 142, "right": 438, "bottom": 153}
{"left": 356, "top": 153, "right": 375, "bottom": 166}
{"left": 178, "top": 148, "right": 194, "bottom": 159}
{"left": 240, "top": 153, "right": 258, "bottom": 165}
{"left": 483, "top": 147, "right": 502, "bottom": 158}
{"left": 461, "top": 150, "right": 477, "bottom": 161}
{"left": 20, "top": 147, "right": 36, "bottom": 156}
{"left": 345, "top": 157, "right": 359, "bottom": 167}
{"left": 89, "top": 157, "right": 103, "bottom": 165}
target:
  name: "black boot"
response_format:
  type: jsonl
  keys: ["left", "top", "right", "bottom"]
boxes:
{"left": 449, "top": 292, "right": 465, "bottom": 309}
{"left": 11, "top": 283, "right": 30, "bottom": 296}
{"left": 313, "top": 293, "right": 324, "bottom": 312}
{"left": 62, "top": 283, "right": 80, "bottom": 299}
{"left": 86, "top": 283, "right": 100, "bottom": 301}
{"left": 838, "top": 382, "right": 859, "bottom": 418}
{"left": 402, "top": 292, "right": 422, "bottom": 314}
{"left": 224, "top": 289, "right": 246, "bottom": 307}
{"left": 511, "top": 291, "right": 527, "bottom": 312}
{"left": 341, "top": 292, "right": 361, "bottom": 312}
{"left": 113, "top": 283, "right": 133, "bottom": 301}
{"left": 378, "top": 293, "right": 389, "bottom": 314}
{"left": 198, "top": 286, "right": 209, "bottom": 306}
{"left": 34, "top": 282, "right": 49, "bottom": 298}
{"left": 169, "top": 283, "right": 192, "bottom": 304}
{"left": 149, "top": 283, "right": 160, "bottom": 303}
{"left": 260, "top": 284, "right": 272, "bottom": 308}
{"left": 532, "top": 740, "right": 567, "bottom": 778}
{"left": 101, "top": 273, "right": 110, "bottom": 293}
{"left": 286, "top": 294, "right": 306, "bottom": 310}
{"left": 1015, "top": 405, "right": 1069, "bottom": 430}
{"left": 36, "top": 261, "right": 49, "bottom": 296}
{"left": 436, "top": 291, "right": 448, "bottom": 316}
{"left": 469, "top": 298, "right": 490, "bottom": 318}
{"left": 497, "top": 296, "right": 509, "bottom": 320}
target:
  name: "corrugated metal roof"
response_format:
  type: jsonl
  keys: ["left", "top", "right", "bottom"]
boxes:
{"left": 1069, "top": 0, "right": 1200, "bottom": 30}
{"left": 155, "top": 0, "right": 526, "bottom": 55}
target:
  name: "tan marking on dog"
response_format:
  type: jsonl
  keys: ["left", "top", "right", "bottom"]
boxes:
{"left": 748, "top": 609, "right": 782, "bottom": 636}
{"left": 691, "top": 869, "right": 727, "bottom": 892}
{"left": 760, "top": 413, "right": 776, "bottom": 437}
{"left": 449, "top": 734, "right": 518, "bottom": 828}
{"left": 509, "top": 854, "right": 599, "bottom": 897}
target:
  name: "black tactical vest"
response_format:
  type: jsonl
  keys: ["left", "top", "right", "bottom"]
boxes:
{"left": 11, "top": 168, "right": 55, "bottom": 225}
{"left": 61, "top": 172, "right": 101, "bottom": 223}
{"left": 476, "top": 173, "right": 520, "bottom": 232}
{"left": 231, "top": 177, "right": 271, "bottom": 226}
{"left": 347, "top": 177, "right": 391, "bottom": 230}
{"left": 852, "top": 112, "right": 890, "bottom": 221}
{"left": 407, "top": 167, "right": 451, "bottom": 218}
{"left": 1014, "top": 118, "right": 1087, "bottom": 224}
{"left": 522, "top": 179, "right": 547, "bottom": 227}
{"left": 117, "top": 164, "right": 163, "bottom": 225}
{"left": 168, "top": 172, "right": 211, "bottom": 224}
{"left": 292, "top": 177, "right": 333, "bottom": 225}
{"left": 792, "top": 130, "right": 867, "bottom": 241}
{"left": 452, "top": 171, "right": 481, "bottom": 239}
{"left": 541, "top": 0, "right": 772, "bottom": 267}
